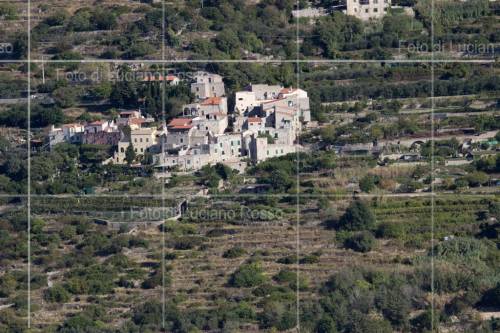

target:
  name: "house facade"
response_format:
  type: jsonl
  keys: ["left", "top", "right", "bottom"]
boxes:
{"left": 190, "top": 72, "right": 226, "bottom": 100}
{"left": 346, "top": 0, "right": 391, "bottom": 20}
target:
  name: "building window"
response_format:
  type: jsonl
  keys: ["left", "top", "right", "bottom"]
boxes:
{"left": 374, "top": 7, "right": 378, "bottom": 12}
{"left": 365, "top": 8, "right": 369, "bottom": 13}
{"left": 384, "top": 7, "right": 388, "bottom": 11}
{"left": 140, "top": 138, "right": 143, "bottom": 142}
{"left": 146, "top": 138, "right": 149, "bottom": 142}
{"left": 134, "top": 138, "right": 137, "bottom": 142}
{"left": 120, "top": 147, "right": 124, "bottom": 153}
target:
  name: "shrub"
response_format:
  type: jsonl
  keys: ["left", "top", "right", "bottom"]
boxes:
{"left": 44, "top": 285, "right": 70, "bottom": 303}
{"left": 274, "top": 269, "right": 309, "bottom": 290}
{"left": 223, "top": 246, "right": 246, "bottom": 258}
{"left": 344, "top": 232, "right": 375, "bottom": 253}
{"left": 432, "top": 237, "right": 485, "bottom": 261}
{"left": 274, "top": 269, "right": 296, "bottom": 284}
{"left": 173, "top": 236, "right": 204, "bottom": 250}
{"left": 259, "top": 301, "right": 297, "bottom": 330}
{"left": 376, "top": 222, "right": 404, "bottom": 239}
{"left": 411, "top": 309, "right": 440, "bottom": 332}
{"left": 277, "top": 254, "right": 298, "bottom": 265}
{"left": 479, "top": 283, "right": 500, "bottom": 309}
{"left": 359, "top": 174, "right": 378, "bottom": 193}
{"left": 300, "top": 254, "right": 321, "bottom": 264}
{"left": 229, "top": 262, "right": 266, "bottom": 288}
{"left": 141, "top": 270, "right": 170, "bottom": 289}
{"left": 315, "top": 316, "right": 338, "bottom": 333}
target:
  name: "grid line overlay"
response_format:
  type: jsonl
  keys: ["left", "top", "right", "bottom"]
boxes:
{"left": 161, "top": 0, "right": 167, "bottom": 329}
{"left": 295, "top": 0, "right": 301, "bottom": 330}
{"left": 0, "top": 59, "right": 494, "bottom": 64}
{"left": 27, "top": 0, "right": 32, "bottom": 328}
{"left": 15, "top": 1, "right": 496, "bottom": 331}
{"left": 431, "top": 0, "right": 436, "bottom": 327}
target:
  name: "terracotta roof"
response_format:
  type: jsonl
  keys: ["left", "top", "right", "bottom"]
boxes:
{"left": 280, "top": 87, "right": 296, "bottom": 94}
{"left": 247, "top": 117, "right": 262, "bottom": 123}
{"left": 168, "top": 118, "right": 193, "bottom": 130}
{"left": 129, "top": 118, "right": 146, "bottom": 125}
{"left": 142, "top": 75, "right": 179, "bottom": 82}
{"left": 171, "top": 125, "right": 192, "bottom": 130}
{"left": 88, "top": 121, "right": 104, "bottom": 126}
{"left": 201, "top": 97, "right": 223, "bottom": 105}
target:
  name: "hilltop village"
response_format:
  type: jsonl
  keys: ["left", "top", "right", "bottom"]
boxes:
{"left": 49, "top": 72, "right": 311, "bottom": 173}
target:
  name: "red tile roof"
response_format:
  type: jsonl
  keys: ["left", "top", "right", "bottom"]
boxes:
{"left": 129, "top": 118, "right": 146, "bottom": 125}
{"left": 89, "top": 121, "right": 104, "bottom": 126}
{"left": 142, "top": 75, "right": 179, "bottom": 82}
{"left": 168, "top": 118, "right": 193, "bottom": 130}
{"left": 247, "top": 117, "right": 262, "bottom": 123}
{"left": 280, "top": 87, "right": 296, "bottom": 94}
{"left": 201, "top": 97, "right": 223, "bottom": 105}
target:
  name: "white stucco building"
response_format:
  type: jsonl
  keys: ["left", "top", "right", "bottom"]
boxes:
{"left": 191, "top": 72, "right": 226, "bottom": 100}
{"left": 346, "top": 0, "right": 391, "bottom": 20}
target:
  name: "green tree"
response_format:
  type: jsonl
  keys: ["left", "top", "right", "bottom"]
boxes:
{"left": 125, "top": 144, "right": 136, "bottom": 165}
{"left": 215, "top": 30, "right": 241, "bottom": 55}
{"left": 316, "top": 316, "right": 337, "bottom": 333}
{"left": 337, "top": 200, "right": 375, "bottom": 231}
{"left": 464, "top": 171, "right": 489, "bottom": 187}
{"left": 359, "top": 174, "right": 377, "bottom": 193}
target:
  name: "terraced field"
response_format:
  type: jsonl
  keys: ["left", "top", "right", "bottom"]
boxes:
{"left": 1, "top": 193, "right": 498, "bottom": 331}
